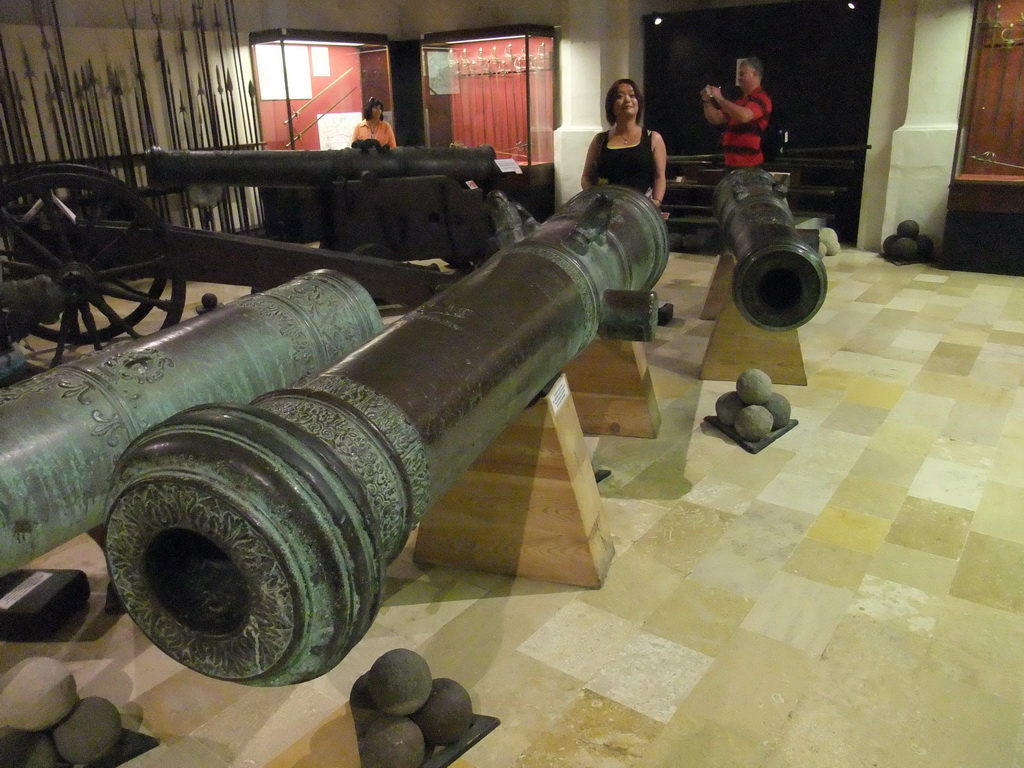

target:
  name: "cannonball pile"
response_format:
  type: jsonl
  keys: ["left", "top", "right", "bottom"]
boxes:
{"left": 715, "top": 368, "right": 792, "bottom": 443}
{"left": 353, "top": 648, "right": 475, "bottom": 768}
{"left": 817, "top": 227, "right": 841, "bottom": 257}
{"left": 882, "top": 219, "right": 934, "bottom": 264}
{"left": 0, "top": 657, "right": 123, "bottom": 767}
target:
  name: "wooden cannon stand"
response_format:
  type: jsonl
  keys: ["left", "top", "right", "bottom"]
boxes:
{"left": 698, "top": 252, "right": 807, "bottom": 385}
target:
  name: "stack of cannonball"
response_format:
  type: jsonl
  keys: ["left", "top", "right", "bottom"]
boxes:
{"left": 882, "top": 219, "right": 934, "bottom": 264}
{"left": 817, "top": 227, "right": 841, "bottom": 257}
{"left": 0, "top": 657, "right": 123, "bottom": 768}
{"left": 715, "top": 368, "right": 792, "bottom": 443}
{"left": 352, "top": 648, "right": 475, "bottom": 768}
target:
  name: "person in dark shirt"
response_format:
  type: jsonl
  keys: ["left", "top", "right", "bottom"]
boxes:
{"left": 581, "top": 78, "right": 667, "bottom": 209}
{"left": 701, "top": 57, "right": 772, "bottom": 167}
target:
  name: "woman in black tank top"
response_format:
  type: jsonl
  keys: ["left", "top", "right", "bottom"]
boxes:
{"left": 581, "top": 79, "right": 667, "bottom": 210}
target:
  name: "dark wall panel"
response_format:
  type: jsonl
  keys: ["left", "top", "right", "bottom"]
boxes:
{"left": 644, "top": 0, "right": 881, "bottom": 157}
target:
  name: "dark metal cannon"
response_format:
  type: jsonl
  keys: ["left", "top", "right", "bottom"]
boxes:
{"left": 146, "top": 146, "right": 504, "bottom": 189}
{"left": 0, "top": 270, "right": 382, "bottom": 577}
{"left": 145, "top": 147, "right": 526, "bottom": 268}
{"left": 103, "top": 186, "right": 668, "bottom": 686}
{"left": 712, "top": 168, "right": 827, "bottom": 330}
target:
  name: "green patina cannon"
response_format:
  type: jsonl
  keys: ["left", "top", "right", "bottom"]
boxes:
{"left": 0, "top": 270, "right": 382, "bottom": 577}
{"left": 712, "top": 168, "right": 828, "bottom": 330}
{"left": 103, "top": 186, "right": 668, "bottom": 686}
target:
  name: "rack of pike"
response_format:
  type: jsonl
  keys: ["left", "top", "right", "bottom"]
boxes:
{"left": 0, "top": 0, "right": 264, "bottom": 234}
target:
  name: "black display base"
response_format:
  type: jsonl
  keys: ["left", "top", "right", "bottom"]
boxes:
{"left": 704, "top": 416, "right": 798, "bottom": 454}
{"left": 77, "top": 730, "right": 161, "bottom": 768}
{"left": 0, "top": 569, "right": 90, "bottom": 641}
{"left": 422, "top": 714, "right": 500, "bottom": 768}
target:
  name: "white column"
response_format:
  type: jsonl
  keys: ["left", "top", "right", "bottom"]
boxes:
{"left": 878, "top": 0, "right": 973, "bottom": 247}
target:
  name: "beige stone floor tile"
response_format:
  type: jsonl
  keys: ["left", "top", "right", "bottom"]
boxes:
{"left": 642, "top": 578, "right": 754, "bottom": 656}
{"left": 867, "top": 542, "right": 957, "bottom": 595}
{"left": 819, "top": 400, "right": 889, "bottom": 436}
{"left": 968, "top": 358, "right": 1024, "bottom": 390}
{"left": 843, "top": 375, "right": 906, "bottom": 409}
{"left": 826, "top": 472, "right": 908, "bottom": 520}
{"left": 943, "top": 401, "right": 1012, "bottom": 447}
{"left": 885, "top": 388, "right": 956, "bottom": 432}
{"left": 627, "top": 500, "right": 735, "bottom": 575}
{"left": 806, "top": 504, "right": 891, "bottom": 554}
{"left": 892, "top": 328, "right": 943, "bottom": 352}
{"left": 782, "top": 537, "right": 872, "bottom": 590}
{"left": 700, "top": 445, "right": 795, "bottom": 493}
{"left": 513, "top": 690, "right": 661, "bottom": 767}
{"left": 586, "top": 633, "right": 714, "bottom": 723}
{"left": 599, "top": 497, "right": 670, "bottom": 549}
{"left": 758, "top": 471, "right": 842, "bottom": 515}
{"left": 923, "top": 593, "right": 1024, "bottom": 704}
{"left": 908, "top": 456, "right": 989, "bottom": 511}
{"left": 578, "top": 546, "right": 683, "bottom": 624}
{"left": 517, "top": 602, "right": 637, "bottom": 682}
{"left": 847, "top": 575, "right": 939, "bottom": 638}
{"left": 867, "top": 417, "right": 942, "bottom": 456}
{"left": 688, "top": 501, "right": 814, "bottom": 600}
{"left": 922, "top": 341, "right": 982, "bottom": 376}
{"left": 885, "top": 495, "right": 974, "bottom": 559}
{"left": 122, "top": 737, "right": 230, "bottom": 767}
{"left": 974, "top": 481, "right": 1024, "bottom": 545}
{"left": 675, "top": 630, "right": 815, "bottom": 743}
{"left": 927, "top": 433, "right": 997, "bottom": 468}
{"left": 373, "top": 574, "right": 490, "bottom": 645}
{"left": 951, "top": 533, "right": 1024, "bottom": 616}
{"left": 640, "top": 712, "right": 772, "bottom": 767}
{"left": 739, "top": 572, "right": 853, "bottom": 657}
{"left": 847, "top": 444, "right": 929, "bottom": 487}
{"left": 132, "top": 668, "right": 248, "bottom": 742}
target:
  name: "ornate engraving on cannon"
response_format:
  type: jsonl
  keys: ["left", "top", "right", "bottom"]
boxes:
{"left": 0, "top": 270, "right": 382, "bottom": 576}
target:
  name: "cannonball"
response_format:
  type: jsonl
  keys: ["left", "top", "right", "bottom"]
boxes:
{"left": 896, "top": 219, "right": 920, "bottom": 239}
{"left": 410, "top": 678, "right": 474, "bottom": 747}
{"left": 349, "top": 672, "right": 381, "bottom": 735}
{"left": 735, "top": 368, "right": 773, "bottom": 405}
{"left": 763, "top": 392, "right": 792, "bottom": 430}
{"left": 882, "top": 233, "right": 898, "bottom": 256}
{"left": 734, "top": 405, "right": 774, "bottom": 442}
{"left": 0, "top": 729, "right": 60, "bottom": 768}
{"left": 819, "top": 227, "right": 841, "bottom": 256}
{"left": 367, "top": 649, "right": 433, "bottom": 716}
{"left": 0, "top": 658, "right": 78, "bottom": 731}
{"left": 890, "top": 236, "right": 918, "bottom": 262}
{"left": 714, "top": 391, "right": 745, "bottom": 426}
{"left": 357, "top": 715, "right": 425, "bottom": 768}
{"left": 916, "top": 233, "right": 935, "bottom": 259}
{"left": 51, "top": 696, "right": 122, "bottom": 765}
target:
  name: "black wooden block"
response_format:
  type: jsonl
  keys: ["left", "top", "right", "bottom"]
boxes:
{"left": 0, "top": 569, "right": 90, "bottom": 641}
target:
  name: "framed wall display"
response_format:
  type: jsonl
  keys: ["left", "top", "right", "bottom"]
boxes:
{"left": 420, "top": 25, "right": 557, "bottom": 167}
{"left": 941, "top": 0, "right": 1024, "bottom": 274}
{"left": 249, "top": 29, "right": 393, "bottom": 151}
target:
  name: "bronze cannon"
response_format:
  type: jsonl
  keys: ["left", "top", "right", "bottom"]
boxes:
{"left": 0, "top": 270, "right": 382, "bottom": 577}
{"left": 103, "top": 186, "right": 668, "bottom": 685}
{"left": 712, "top": 168, "right": 827, "bottom": 330}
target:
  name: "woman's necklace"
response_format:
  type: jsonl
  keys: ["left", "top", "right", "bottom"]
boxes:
{"left": 610, "top": 125, "right": 640, "bottom": 147}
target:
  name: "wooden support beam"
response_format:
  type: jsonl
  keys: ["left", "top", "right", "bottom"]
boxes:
{"left": 414, "top": 374, "right": 614, "bottom": 588}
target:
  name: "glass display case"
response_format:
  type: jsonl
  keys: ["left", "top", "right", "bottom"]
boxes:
{"left": 952, "top": 0, "right": 1024, "bottom": 180}
{"left": 941, "top": 0, "right": 1024, "bottom": 274}
{"left": 249, "top": 29, "right": 393, "bottom": 151}
{"left": 421, "top": 25, "right": 556, "bottom": 165}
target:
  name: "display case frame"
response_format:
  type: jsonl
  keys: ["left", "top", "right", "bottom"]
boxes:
{"left": 941, "top": 0, "right": 1024, "bottom": 274}
{"left": 249, "top": 29, "right": 393, "bottom": 151}
{"left": 421, "top": 24, "right": 559, "bottom": 219}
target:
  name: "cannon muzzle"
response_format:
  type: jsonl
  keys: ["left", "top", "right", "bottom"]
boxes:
{"left": 104, "top": 187, "right": 669, "bottom": 686}
{"left": 0, "top": 271, "right": 382, "bottom": 576}
{"left": 712, "top": 168, "right": 827, "bottom": 331}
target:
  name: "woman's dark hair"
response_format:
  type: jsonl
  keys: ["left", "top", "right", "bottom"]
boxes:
{"left": 362, "top": 97, "right": 384, "bottom": 120}
{"left": 604, "top": 79, "right": 644, "bottom": 124}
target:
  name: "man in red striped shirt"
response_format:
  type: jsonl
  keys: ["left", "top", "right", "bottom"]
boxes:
{"left": 701, "top": 57, "right": 772, "bottom": 167}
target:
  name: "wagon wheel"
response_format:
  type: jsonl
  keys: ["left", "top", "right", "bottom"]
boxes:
{"left": 0, "top": 165, "right": 185, "bottom": 367}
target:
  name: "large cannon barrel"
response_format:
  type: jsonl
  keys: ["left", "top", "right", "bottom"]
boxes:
{"left": 0, "top": 271, "right": 382, "bottom": 576}
{"left": 712, "top": 168, "right": 827, "bottom": 330}
{"left": 103, "top": 187, "right": 668, "bottom": 686}
{"left": 145, "top": 146, "right": 503, "bottom": 189}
